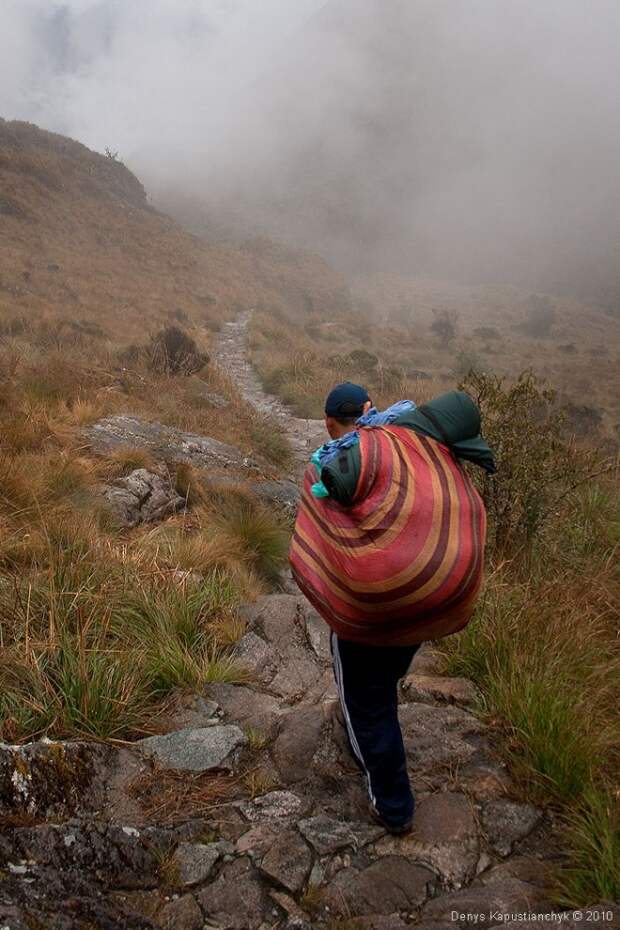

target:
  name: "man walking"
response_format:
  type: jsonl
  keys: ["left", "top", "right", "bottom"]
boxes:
{"left": 290, "top": 382, "right": 495, "bottom": 834}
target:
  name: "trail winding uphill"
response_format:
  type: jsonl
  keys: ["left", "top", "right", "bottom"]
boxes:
{"left": 1, "top": 316, "right": 615, "bottom": 930}
{"left": 213, "top": 311, "right": 326, "bottom": 475}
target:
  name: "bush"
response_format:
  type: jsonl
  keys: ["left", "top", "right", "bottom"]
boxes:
{"left": 451, "top": 349, "right": 483, "bottom": 379}
{"left": 347, "top": 348, "right": 378, "bottom": 371}
{"left": 147, "top": 326, "right": 209, "bottom": 376}
{"left": 460, "top": 370, "right": 606, "bottom": 553}
{"left": 431, "top": 308, "right": 457, "bottom": 346}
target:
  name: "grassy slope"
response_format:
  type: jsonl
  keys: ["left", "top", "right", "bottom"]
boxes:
{"left": 0, "top": 119, "right": 349, "bottom": 744}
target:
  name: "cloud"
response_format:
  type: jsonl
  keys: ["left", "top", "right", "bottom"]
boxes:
{"left": 2, "top": 0, "right": 620, "bottom": 296}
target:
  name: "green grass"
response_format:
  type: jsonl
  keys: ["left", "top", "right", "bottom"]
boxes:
{"left": 0, "top": 541, "right": 250, "bottom": 741}
{"left": 557, "top": 786, "right": 620, "bottom": 906}
{"left": 441, "top": 477, "right": 619, "bottom": 905}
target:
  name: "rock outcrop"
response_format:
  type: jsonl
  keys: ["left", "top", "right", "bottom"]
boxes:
{"left": 99, "top": 468, "right": 185, "bottom": 527}
{"left": 85, "top": 414, "right": 257, "bottom": 471}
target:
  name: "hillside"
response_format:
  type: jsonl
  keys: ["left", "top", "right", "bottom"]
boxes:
{"left": 0, "top": 120, "right": 618, "bottom": 928}
{"left": 0, "top": 118, "right": 349, "bottom": 342}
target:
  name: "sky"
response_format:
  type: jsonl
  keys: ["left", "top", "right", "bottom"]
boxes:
{"left": 2, "top": 0, "right": 620, "bottom": 298}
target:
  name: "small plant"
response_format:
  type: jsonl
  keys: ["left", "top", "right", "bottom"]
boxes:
{"left": 346, "top": 348, "right": 378, "bottom": 371}
{"left": 460, "top": 370, "right": 607, "bottom": 553}
{"left": 300, "top": 883, "right": 325, "bottom": 916}
{"left": 244, "top": 769, "right": 278, "bottom": 798}
{"left": 451, "top": 348, "right": 483, "bottom": 379}
{"left": 245, "top": 727, "right": 269, "bottom": 752}
{"left": 147, "top": 326, "right": 209, "bottom": 376}
{"left": 154, "top": 848, "right": 181, "bottom": 892}
{"left": 431, "top": 308, "right": 458, "bottom": 346}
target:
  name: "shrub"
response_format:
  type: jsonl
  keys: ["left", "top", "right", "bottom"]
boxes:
{"left": 431, "top": 308, "right": 457, "bottom": 346}
{"left": 147, "top": 326, "right": 209, "bottom": 376}
{"left": 347, "top": 348, "right": 378, "bottom": 371}
{"left": 208, "top": 488, "right": 289, "bottom": 584}
{"left": 451, "top": 349, "right": 483, "bottom": 379}
{"left": 460, "top": 370, "right": 606, "bottom": 553}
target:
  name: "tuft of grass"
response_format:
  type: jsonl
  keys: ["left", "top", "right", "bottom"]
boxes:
{"left": 557, "top": 786, "right": 620, "bottom": 906}
{"left": 244, "top": 769, "right": 279, "bottom": 799}
{"left": 299, "top": 884, "right": 325, "bottom": 917}
{"left": 443, "top": 570, "right": 618, "bottom": 805}
{"left": 249, "top": 415, "right": 293, "bottom": 469}
{"left": 154, "top": 849, "right": 182, "bottom": 892}
{"left": 0, "top": 533, "right": 252, "bottom": 742}
{"left": 245, "top": 727, "right": 269, "bottom": 752}
{"left": 101, "top": 446, "right": 157, "bottom": 478}
{"left": 209, "top": 490, "right": 289, "bottom": 585}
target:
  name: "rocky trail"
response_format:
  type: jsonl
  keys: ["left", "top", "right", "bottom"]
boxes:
{"left": 1, "top": 314, "right": 614, "bottom": 930}
{"left": 213, "top": 311, "right": 326, "bottom": 475}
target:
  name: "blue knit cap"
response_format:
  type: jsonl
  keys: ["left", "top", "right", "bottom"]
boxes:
{"left": 324, "top": 382, "right": 370, "bottom": 417}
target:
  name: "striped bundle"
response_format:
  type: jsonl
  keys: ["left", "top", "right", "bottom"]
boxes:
{"left": 289, "top": 425, "right": 487, "bottom": 645}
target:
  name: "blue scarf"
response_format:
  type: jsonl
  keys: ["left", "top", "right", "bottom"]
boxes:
{"left": 311, "top": 400, "right": 416, "bottom": 497}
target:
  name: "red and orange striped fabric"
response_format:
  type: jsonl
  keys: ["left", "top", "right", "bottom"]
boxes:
{"left": 289, "top": 425, "right": 487, "bottom": 645}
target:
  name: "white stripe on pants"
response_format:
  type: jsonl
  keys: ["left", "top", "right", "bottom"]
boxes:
{"left": 331, "top": 631, "right": 377, "bottom": 807}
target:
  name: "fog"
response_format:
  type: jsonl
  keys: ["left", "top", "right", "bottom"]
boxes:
{"left": 2, "top": 0, "right": 620, "bottom": 298}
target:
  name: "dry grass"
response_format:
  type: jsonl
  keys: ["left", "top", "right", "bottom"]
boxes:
{"left": 250, "top": 308, "right": 451, "bottom": 419}
{"left": 130, "top": 768, "right": 241, "bottom": 823}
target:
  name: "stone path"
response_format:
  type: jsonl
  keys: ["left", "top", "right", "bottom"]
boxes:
{"left": 1, "top": 315, "right": 615, "bottom": 930}
{"left": 213, "top": 311, "right": 326, "bottom": 473}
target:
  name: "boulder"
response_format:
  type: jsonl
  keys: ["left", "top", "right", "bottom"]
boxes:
{"left": 270, "top": 890, "right": 312, "bottom": 930}
{"left": 236, "top": 823, "right": 281, "bottom": 858}
{"left": 238, "top": 790, "right": 307, "bottom": 823}
{"left": 86, "top": 415, "right": 255, "bottom": 471}
{"left": 0, "top": 739, "right": 110, "bottom": 820}
{"left": 172, "top": 841, "right": 222, "bottom": 886}
{"left": 304, "top": 609, "right": 332, "bottom": 664}
{"left": 375, "top": 792, "right": 479, "bottom": 888}
{"left": 298, "top": 815, "right": 383, "bottom": 856}
{"left": 137, "top": 726, "right": 245, "bottom": 772}
{"left": 158, "top": 893, "right": 203, "bottom": 930}
{"left": 7, "top": 821, "right": 162, "bottom": 890}
{"left": 100, "top": 468, "right": 184, "bottom": 527}
{"left": 204, "top": 683, "right": 282, "bottom": 734}
{"left": 454, "top": 759, "right": 512, "bottom": 800}
{"left": 322, "top": 856, "right": 435, "bottom": 917}
{"left": 239, "top": 595, "right": 325, "bottom": 699}
{"left": 481, "top": 799, "right": 543, "bottom": 857}
{"left": 252, "top": 479, "right": 300, "bottom": 514}
{"left": 233, "top": 632, "right": 275, "bottom": 683}
{"left": 272, "top": 706, "right": 324, "bottom": 783}
{"left": 258, "top": 829, "right": 312, "bottom": 893}
{"left": 422, "top": 877, "right": 550, "bottom": 925}
{"left": 197, "top": 856, "right": 267, "bottom": 929}
{"left": 399, "top": 702, "right": 486, "bottom": 789}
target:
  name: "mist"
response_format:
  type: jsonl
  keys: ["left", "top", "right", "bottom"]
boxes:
{"left": 2, "top": 0, "right": 620, "bottom": 298}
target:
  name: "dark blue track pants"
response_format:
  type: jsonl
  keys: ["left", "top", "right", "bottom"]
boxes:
{"left": 331, "top": 632, "right": 420, "bottom": 827}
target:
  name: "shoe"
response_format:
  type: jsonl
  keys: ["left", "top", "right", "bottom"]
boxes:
{"left": 369, "top": 801, "right": 414, "bottom": 836}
